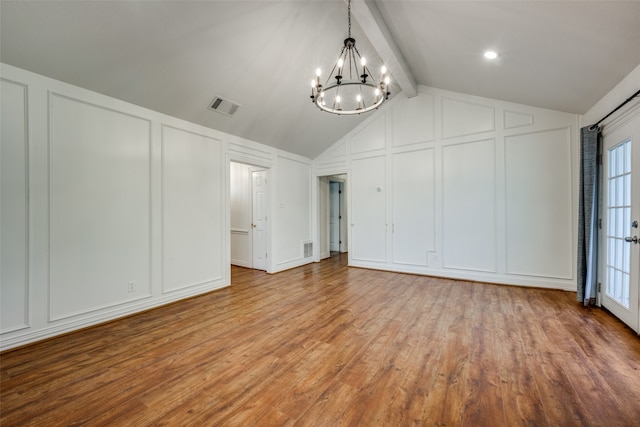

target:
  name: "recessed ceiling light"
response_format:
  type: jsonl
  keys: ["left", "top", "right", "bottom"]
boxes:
{"left": 484, "top": 50, "right": 499, "bottom": 60}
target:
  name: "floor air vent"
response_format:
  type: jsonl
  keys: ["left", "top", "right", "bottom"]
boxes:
{"left": 208, "top": 96, "right": 240, "bottom": 117}
{"left": 303, "top": 241, "right": 313, "bottom": 258}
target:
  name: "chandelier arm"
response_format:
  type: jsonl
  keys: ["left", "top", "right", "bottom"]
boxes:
{"left": 351, "top": 45, "right": 364, "bottom": 82}
{"left": 351, "top": 45, "right": 361, "bottom": 80}
{"left": 327, "top": 46, "right": 348, "bottom": 87}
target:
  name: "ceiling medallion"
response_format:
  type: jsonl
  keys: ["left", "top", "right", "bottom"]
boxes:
{"left": 310, "top": 0, "right": 390, "bottom": 115}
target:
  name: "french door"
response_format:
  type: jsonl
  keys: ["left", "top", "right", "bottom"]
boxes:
{"left": 601, "top": 119, "right": 640, "bottom": 332}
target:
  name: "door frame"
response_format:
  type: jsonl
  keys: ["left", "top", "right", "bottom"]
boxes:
{"left": 228, "top": 157, "right": 272, "bottom": 276}
{"left": 314, "top": 171, "right": 349, "bottom": 262}
{"left": 597, "top": 102, "right": 640, "bottom": 333}
{"left": 329, "top": 179, "right": 347, "bottom": 253}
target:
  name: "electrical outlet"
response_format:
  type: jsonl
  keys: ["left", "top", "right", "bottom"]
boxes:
{"left": 128, "top": 281, "right": 135, "bottom": 292}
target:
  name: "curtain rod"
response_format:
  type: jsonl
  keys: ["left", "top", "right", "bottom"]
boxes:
{"left": 588, "top": 88, "right": 640, "bottom": 131}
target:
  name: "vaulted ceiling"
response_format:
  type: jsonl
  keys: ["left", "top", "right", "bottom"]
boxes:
{"left": 2, "top": 1, "right": 640, "bottom": 159}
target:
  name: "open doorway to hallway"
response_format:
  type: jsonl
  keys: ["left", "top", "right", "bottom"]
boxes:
{"left": 230, "top": 161, "right": 269, "bottom": 271}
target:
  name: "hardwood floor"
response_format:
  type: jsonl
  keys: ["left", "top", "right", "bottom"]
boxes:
{"left": 2, "top": 253, "right": 640, "bottom": 426}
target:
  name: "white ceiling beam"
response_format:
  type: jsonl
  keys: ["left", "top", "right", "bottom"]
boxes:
{"left": 350, "top": 0, "right": 418, "bottom": 98}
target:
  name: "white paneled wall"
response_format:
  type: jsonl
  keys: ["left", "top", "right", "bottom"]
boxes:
{"left": 1, "top": 78, "right": 29, "bottom": 333}
{"left": 442, "top": 138, "right": 497, "bottom": 272}
{"left": 351, "top": 156, "right": 387, "bottom": 263}
{"left": 49, "top": 94, "right": 152, "bottom": 320}
{"left": 504, "top": 128, "right": 573, "bottom": 279}
{"left": 0, "top": 64, "right": 313, "bottom": 350}
{"left": 161, "top": 125, "right": 223, "bottom": 293}
{"left": 275, "top": 156, "right": 312, "bottom": 269}
{"left": 392, "top": 149, "right": 435, "bottom": 266}
{"left": 314, "top": 86, "right": 579, "bottom": 290}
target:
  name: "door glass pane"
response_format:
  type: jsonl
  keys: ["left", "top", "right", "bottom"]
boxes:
{"left": 606, "top": 139, "right": 632, "bottom": 308}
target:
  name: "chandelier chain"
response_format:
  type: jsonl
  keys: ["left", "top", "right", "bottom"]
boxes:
{"left": 348, "top": 0, "right": 351, "bottom": 38}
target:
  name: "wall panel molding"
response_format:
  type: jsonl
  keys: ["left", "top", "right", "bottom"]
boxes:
{"left": 442, "top": 138, "right": 497, "bottom": 272}
{"left": 504, "top": 127, "right": 573, "bottom": 279}
{"left": 442, "top": 97, "right": 495, "bottom": 139}
{"left": 391, "top": 148, "right": 435, "bottom": 266}
{"left": 504, "top": 109, "right": 534, "bottom": 129}
{"left": 0, "top": 78, "right": 30, "bottom": 333}
{"left": 161, "top": 124, "right": 224, "bottom": 294}
{"left": 227, "top": 141, "right": 274, "bottom": 166}
{"left": 351, "top": 114, "right": 387, "bottom": 154}
{"left": 48, "top": 92, "right": 152, "bottom": 321}
{"left": 392, "top": 92, "right": 435, "bottom": 147}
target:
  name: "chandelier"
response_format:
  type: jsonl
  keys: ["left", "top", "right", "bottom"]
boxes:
{"left": 310, "top": 0, "right": 390, "bottom": 115}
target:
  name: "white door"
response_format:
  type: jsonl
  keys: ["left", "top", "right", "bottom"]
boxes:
{"left": 601, "top": 119, "right": 640, "bottom": 332}
{"left": 252, "top": 170, "right": 268, "bottom": 271}
{"left": 329, "top": 182, "right": 340, "bottom": 252}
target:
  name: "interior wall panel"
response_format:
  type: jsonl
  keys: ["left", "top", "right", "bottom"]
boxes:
{"left": 504, "top": 110, "right": 534, "bottom": 129}
{"left": 442, "top": 97, "right": 495, "bottom": 139}
{"left": 505, "top": 128, "right": 573, "bottom": 278}
{"left": 162, "top": 125, "right": 223, "bottom": 292}
{"left": 351, "top": 114, "right": 386, "bottom": 154}
{"left": 276, "top": 156, "right": 311, "bottom": 265}
{"left": 392, "top": 149, "right": 435, "bottom": 266}
{"left": 392, "top": 93, "right": 435, "bottom": 146}
{"left": 0, "top": 79, "right": 29, "bottom": 332}
{"left": 442, "top": 139, "right": 496, "bottom": 272}
{"left": 351, "top": 156, "right": 387, "bottom": 263}
{"left": 49, "top": 94, "right": 151, "bottom": 320}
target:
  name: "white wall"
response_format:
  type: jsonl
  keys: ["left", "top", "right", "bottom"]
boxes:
{"left": 0, "top": 63, "right": 313, "bottom": 351}
{"left": 274, "top": 155, "right": 313, "bottom": 270}
{"left": 314, "top": 85, "right": 579, "bottom": 290}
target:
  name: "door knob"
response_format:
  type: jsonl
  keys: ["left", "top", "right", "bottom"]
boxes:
{"left": 252, "top": 223, "right": 256, "bottom": 228}
{"left": 624, "top": 236, "right": 638, "bottom": 244}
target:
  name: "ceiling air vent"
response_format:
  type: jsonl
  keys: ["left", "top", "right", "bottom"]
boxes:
{"left": 208, "top": 95, "right": 240, "bottom": 117}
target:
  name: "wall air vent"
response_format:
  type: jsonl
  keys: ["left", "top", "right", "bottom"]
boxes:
{"left": 303, "top": 241, "right": 313, "bottom": 258}
{"left": 208, "top": 96, "right": 240, "bottom": 117}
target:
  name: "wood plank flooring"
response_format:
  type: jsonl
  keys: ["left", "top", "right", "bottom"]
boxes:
{"left": 2, "top": 253, "right": 640, "bottom": 426}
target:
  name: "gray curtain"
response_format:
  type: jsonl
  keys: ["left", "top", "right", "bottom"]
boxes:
{"left": 577, "top": 125, "right": 600, "bottom": 305}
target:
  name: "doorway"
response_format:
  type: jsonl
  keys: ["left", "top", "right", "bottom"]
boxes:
{"left": 230, "top": 161, "right": 269, "bottom": 271}
{"left": 319, "top": 174, "right": 348, "bottom": 259}
{"left": 329, "top": 181, "right": 344, "bottom": 252}
{"left": 600, "top": 118, "right": 640, "bottom": 332}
